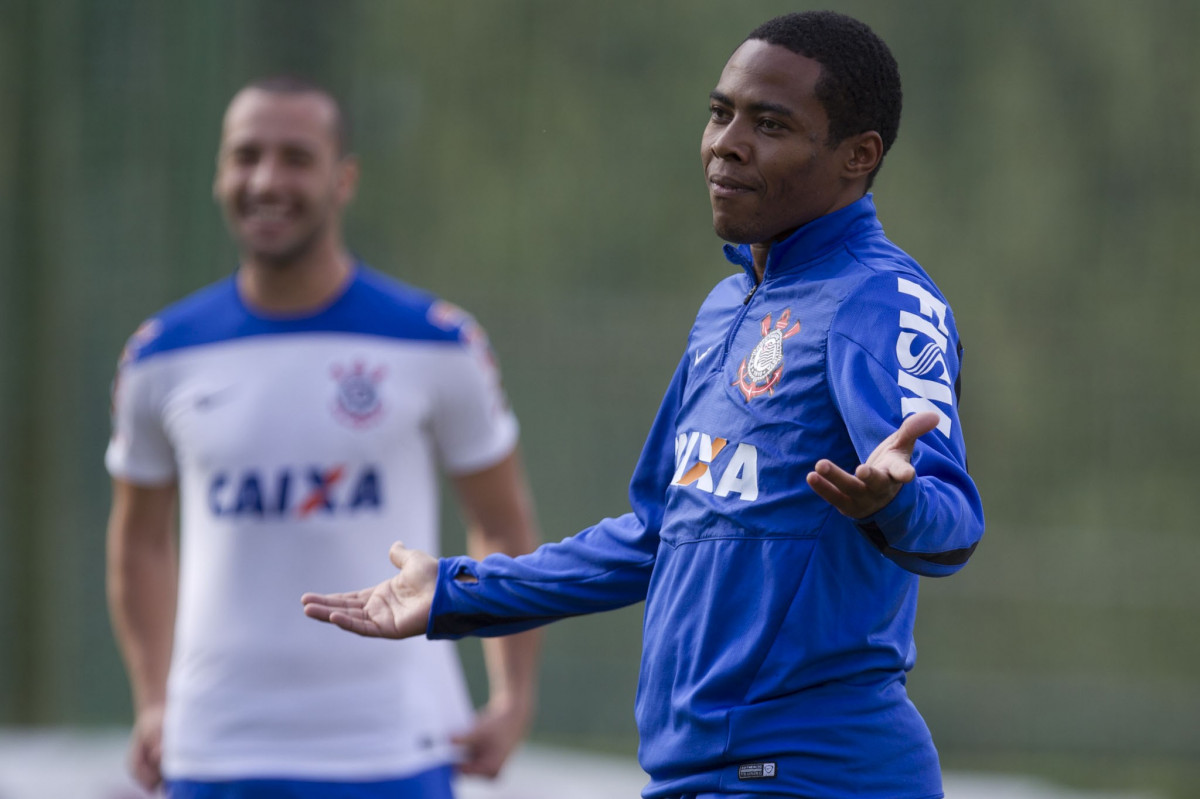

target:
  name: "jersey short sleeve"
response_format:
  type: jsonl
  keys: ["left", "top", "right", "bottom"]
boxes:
{"left": 428, "top": 319, "right": 518, "bottom": 475}
{"left": 105, "top": 328, "right": 177, "bottom": 485}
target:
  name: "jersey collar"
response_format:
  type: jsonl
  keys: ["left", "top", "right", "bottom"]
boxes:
{"left": 721, "top": 193, "right": 883, "bottom": 282}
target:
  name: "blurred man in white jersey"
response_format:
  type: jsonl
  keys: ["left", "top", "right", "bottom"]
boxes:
{"left": 105, "top": 76, "right": 540, "bottom": 799}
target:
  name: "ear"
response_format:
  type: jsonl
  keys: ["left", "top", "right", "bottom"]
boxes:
{"left": 842, "top": 131, "right": 883, "bottom": 182}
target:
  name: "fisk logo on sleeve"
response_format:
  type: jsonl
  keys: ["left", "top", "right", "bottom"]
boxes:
{"left": 896, "top": 278, "right": 954, "bottom": 436}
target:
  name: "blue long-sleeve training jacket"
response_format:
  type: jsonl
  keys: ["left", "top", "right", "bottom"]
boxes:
{"left": 428, "top": 195, "right": 984, "bottom": 799}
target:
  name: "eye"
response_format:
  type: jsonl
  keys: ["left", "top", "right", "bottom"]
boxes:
{"left": 758, "top": 117, "right": 784, "bottom": 132}
{"left": 709, "top": 104, "right": 732, "bottom": 122}
{"left": 230, "top": 148, "right": 258, "bottom": 167}
{"left": 282, "top": 148, "right": 316, "bottom": 167}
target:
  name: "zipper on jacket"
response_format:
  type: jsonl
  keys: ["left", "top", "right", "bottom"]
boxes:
{"left": 719, "top": 275, "right": 761, "bottom": 370}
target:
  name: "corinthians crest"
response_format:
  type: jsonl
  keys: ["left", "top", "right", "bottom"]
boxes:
{"left": 734, "top": 309, "right": 801, "bottom": 401}
{"left": 331, "top": 361, "right": 386, "bottom": 427}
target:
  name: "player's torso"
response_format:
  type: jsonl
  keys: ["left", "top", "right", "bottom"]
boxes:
{"left": 148, "top": 323, "right": 477, "bottom": 779}
{"left": 664, "top": 268, "right": 855, "bottom": 543}
{"left": 635, "top": 261, "right": 933, "bottom": 790}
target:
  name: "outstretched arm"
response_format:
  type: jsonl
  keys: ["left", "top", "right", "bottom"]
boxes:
{"left": 806, "top": 411, "right": 940, "bottom": 519}
{"left": 421, "top": 353, "right": 690, "bottom": 638}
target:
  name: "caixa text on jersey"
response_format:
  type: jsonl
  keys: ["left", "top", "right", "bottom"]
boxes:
{"left": 208, "top": 464, "right": 383, "bottom": 519}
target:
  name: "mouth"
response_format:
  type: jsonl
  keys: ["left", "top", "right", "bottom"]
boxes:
{"left": 235, "top": 198, "right": 304, "bottom": 242}
{"left": 240, "top": 200, "right": 294, "bottom": 223}
{"left": 708, "top": 174, "right": 756, "bottom": 198}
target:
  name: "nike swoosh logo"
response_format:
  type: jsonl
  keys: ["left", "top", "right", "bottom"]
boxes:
{"left": 694, "top": 345, "right": 716, "bottom": 367}
{"left": 194, "top": 388, "right": 236, "bottom": 411}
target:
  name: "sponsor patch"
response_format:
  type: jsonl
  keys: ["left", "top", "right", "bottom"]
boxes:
{"left": 428, "top": 300, "right": 470, "bottom": 331}
{"left": 118, "top": 317, "right": 163, "bottom": 367}
{"left": 209, "top": 464, "right": 383, "bottom": 519}
{"left": 671, "top": 431, "right": 759, "bottom": 501}
{"left": 895, "top": 278, "right": 954, "bottom": 436}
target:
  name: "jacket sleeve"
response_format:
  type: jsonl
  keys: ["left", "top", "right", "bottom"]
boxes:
{"left": 427, "top": 353, "right": 689, "bottom": 639}
{"left": 827, "top": 272, "right": 984, "bottom": 577}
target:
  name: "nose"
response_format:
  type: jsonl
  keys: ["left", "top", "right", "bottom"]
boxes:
{"left": 247, "top": 155, "right": 283, "bottom": 196}
{"left": 706, "top": 117, "right": 750, "bottom": 163}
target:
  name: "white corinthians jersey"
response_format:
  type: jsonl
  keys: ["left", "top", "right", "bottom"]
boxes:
{"left": 106, "top": 265, "right": 519, "bottom": 780}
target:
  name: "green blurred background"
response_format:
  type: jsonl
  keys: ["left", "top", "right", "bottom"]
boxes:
{"left": 1, "top": 0, "right": 1198, "bottom": 795}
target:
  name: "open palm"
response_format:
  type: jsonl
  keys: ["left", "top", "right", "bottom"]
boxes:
{"left": 302, "top": 542, "right": 438, "bottom": 639}
{"left": 806, "top": 411, "right": 940, "bottom": 519}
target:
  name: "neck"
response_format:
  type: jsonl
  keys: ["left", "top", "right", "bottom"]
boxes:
{"left": 237, "top": 240, "right": 353, "bottom": 315}
{"left": 745, "top": 190, "right": 869, "bottom": 283}
{"left": 749, "top": 242, "right": 770, "bottom": 283}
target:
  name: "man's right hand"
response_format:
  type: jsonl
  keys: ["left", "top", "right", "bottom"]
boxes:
{"left": 128, "top": 703, "right": 165, "bottom": 791}
{"left": 301, "top": 542, "right": 438, "bottom": 639}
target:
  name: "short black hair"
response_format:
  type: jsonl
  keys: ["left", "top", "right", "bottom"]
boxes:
{"left": 747, "top": 11, "right": 901, "bottom": 186}
{"left": 243, "top": 75, "right": 352, "bottom": 155}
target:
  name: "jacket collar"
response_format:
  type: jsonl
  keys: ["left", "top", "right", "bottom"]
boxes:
{"left": 722, "top": 193, "right": 882, "bottom": 282}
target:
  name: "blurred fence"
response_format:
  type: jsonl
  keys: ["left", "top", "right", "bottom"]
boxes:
{"left": 1, "top": 1, "right": 1198, "bottom": 796}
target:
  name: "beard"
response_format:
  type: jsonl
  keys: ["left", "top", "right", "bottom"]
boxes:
{"left": 231, "top": 208, "right": 331, "bottom": 268}
{"left": 251, "top": 225, "right": 325, "bottom": 268}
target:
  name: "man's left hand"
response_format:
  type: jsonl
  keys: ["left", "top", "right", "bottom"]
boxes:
{"left": 453, "top": 694, "right": 533, "bottom": 778}
{"left": 806, "top": 411, "right": 940, "bottom": 519}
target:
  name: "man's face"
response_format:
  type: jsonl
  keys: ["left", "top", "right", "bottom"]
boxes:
{"left": 214, "top": 89, "right": 354, "bottom": 266}
{"left": 702, "top": 40, "right": 853, "bottom": 245}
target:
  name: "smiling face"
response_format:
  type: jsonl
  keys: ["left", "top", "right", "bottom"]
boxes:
{"left": 214, "top": 88, "right": 357, "bottom": 268}
{"left": 702, "top": 39, "right": 871, "bottom": 247}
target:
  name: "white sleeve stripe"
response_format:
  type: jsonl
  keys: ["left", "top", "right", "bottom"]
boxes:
{"left": 901, "top": 397, "right": 952, "bottom": 437}
{"left": 897, "top": 370, "right": 954, "bottom": 405}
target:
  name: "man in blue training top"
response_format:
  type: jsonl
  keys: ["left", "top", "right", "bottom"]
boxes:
{"left": 303, "top": 11, "right": 984, "bottom": 799}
